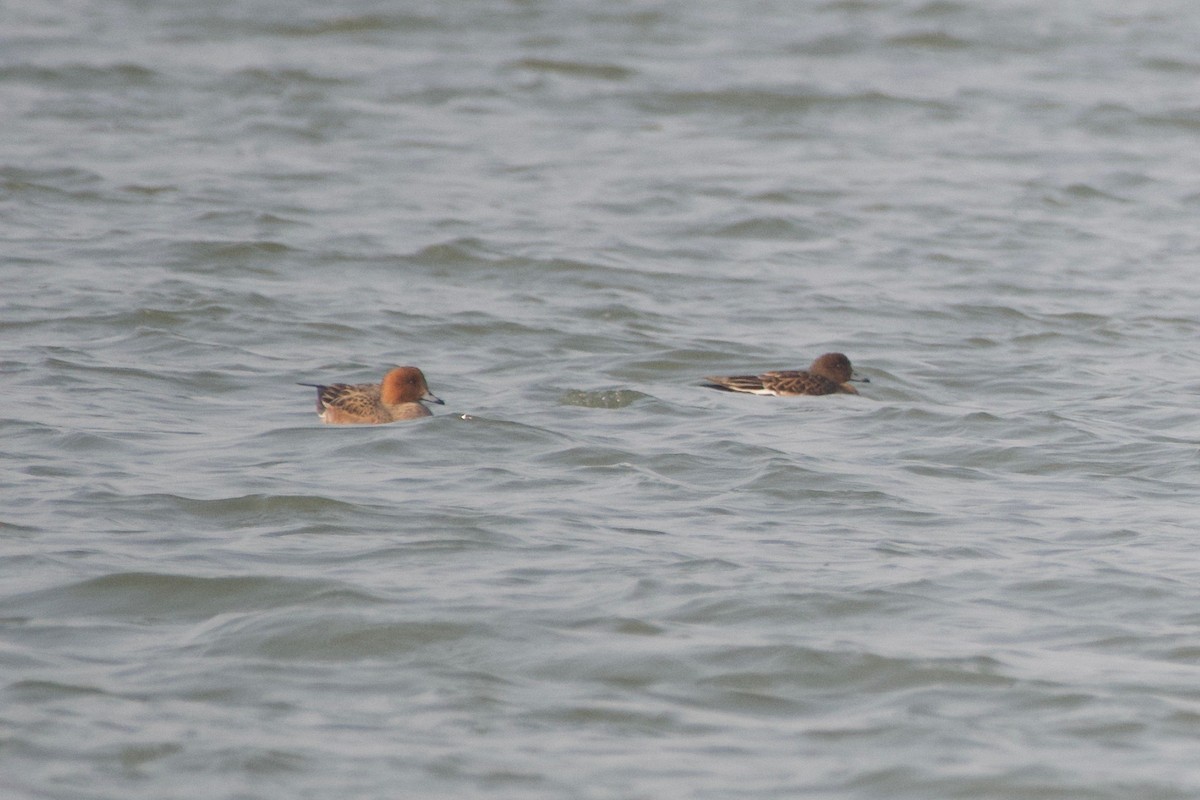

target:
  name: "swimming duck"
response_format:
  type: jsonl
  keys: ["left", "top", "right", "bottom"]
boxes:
{"left": 703, "top": 352, "right": 867, "bottom": 396}
{"left": 299, "top": 366, "right": 444, "bottom": 424}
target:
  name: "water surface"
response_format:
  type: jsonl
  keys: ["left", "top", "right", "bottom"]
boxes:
{"left": 4, "top": 1, "right": 1200, "bottom": 798}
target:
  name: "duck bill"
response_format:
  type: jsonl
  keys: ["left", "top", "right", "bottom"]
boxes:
{"left": 424, "top": 391, "right": 446, "bottom": 405}
{"left": 850, "top": 371, "right": 869, "bottom": 383}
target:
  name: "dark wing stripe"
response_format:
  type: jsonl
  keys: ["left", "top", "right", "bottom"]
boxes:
{"left": 298, "top": 382, "right": 334, "bottom": 412}
{"left": 703, "top": 375, "right": 769, "bottom": 394}
{"left": 703, "top": 369, "right": 848, "bottom": 396}
{"left": 318, "top": 383, "right": 353, "bottom": 409}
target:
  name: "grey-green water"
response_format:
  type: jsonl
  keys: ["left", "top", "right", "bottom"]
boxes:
{"left": 4, "top": 1, "right": 1200, "bottom": 798}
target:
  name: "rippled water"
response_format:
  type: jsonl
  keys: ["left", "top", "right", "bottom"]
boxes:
{"left": 5, "top": 1, "right": 1200, "bottom": 798}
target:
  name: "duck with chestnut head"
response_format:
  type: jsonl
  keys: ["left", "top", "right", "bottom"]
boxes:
{"left": 299, "top": 366, "right": 444, "bottom": 424}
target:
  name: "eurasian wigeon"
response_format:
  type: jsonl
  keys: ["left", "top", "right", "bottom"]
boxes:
{"left": 299, "top": 366, "right": 444, "bottom": 424}
{"left": 703, "top": 352, "right": 868, "bottom": 396}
